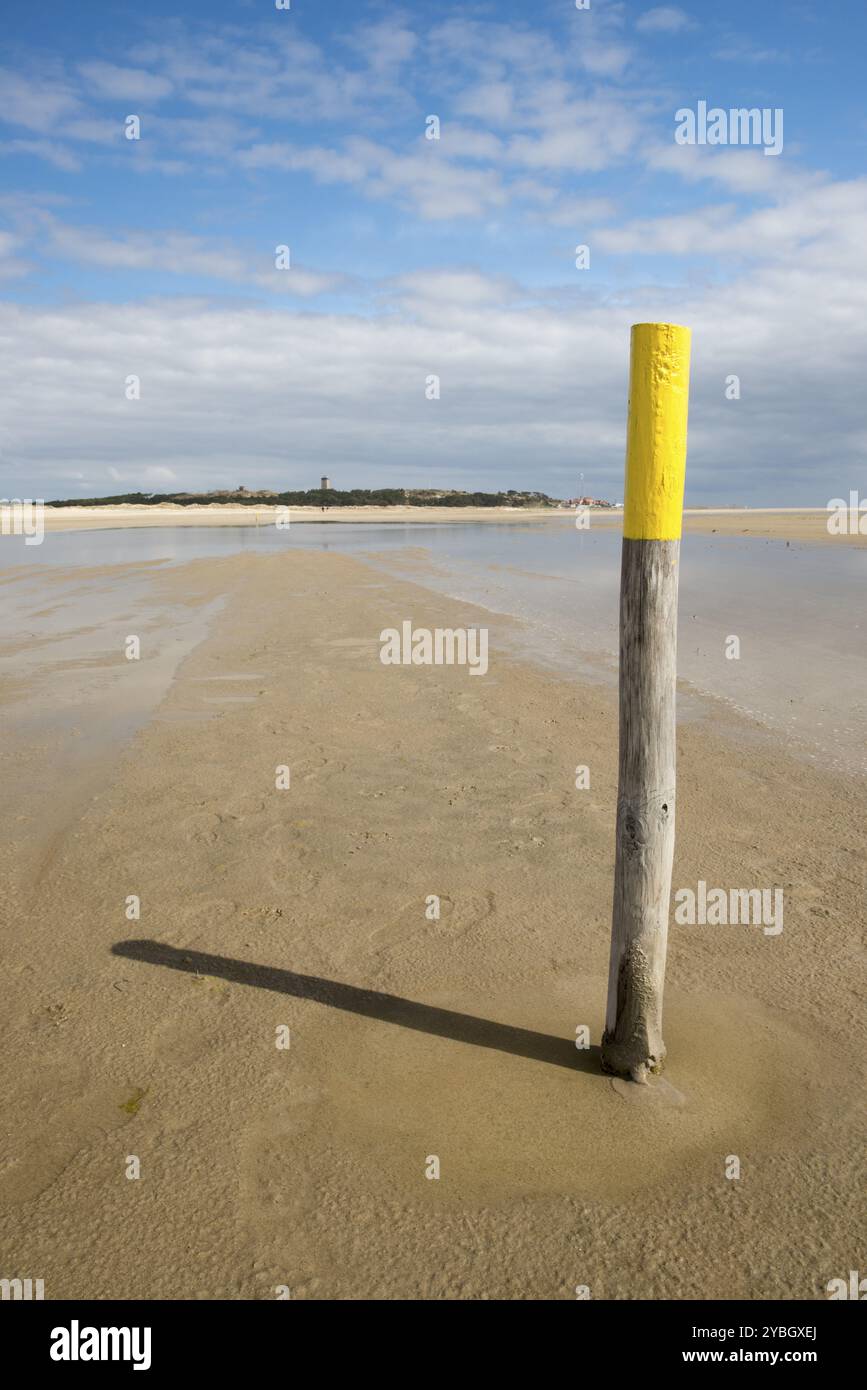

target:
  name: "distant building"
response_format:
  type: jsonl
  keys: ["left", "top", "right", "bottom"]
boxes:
{"left": 562, "top": 496, "right": 614, "bottom": 508}
{"left": 321, "top": 476, "right": 332, "bottom": 490}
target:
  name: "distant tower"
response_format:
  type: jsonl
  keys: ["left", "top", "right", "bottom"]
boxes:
{"left": 321, "top": 476, "right": 332, "bottom": 490}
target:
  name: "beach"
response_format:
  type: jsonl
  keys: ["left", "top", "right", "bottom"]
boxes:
{"left": 37, "top": 504, "right": 867, "bottom": 546}
{"left": 0, "top": 544, "right": 863, "bottom": 1299}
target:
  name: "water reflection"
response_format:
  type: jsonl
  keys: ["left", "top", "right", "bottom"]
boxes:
{"left": 1, "top": 520, "right": 864, "bottom": 776}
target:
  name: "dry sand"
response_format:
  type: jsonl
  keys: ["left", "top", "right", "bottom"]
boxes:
{"left": 37, "top": 504, "right": 866, "bottom": 546}
{"left": 0, "top": 549, "right": 864, "bottom": 1299}
{"left": 40, "top": 504, "right": 566, "bottom": 531}
{"left": 682, "top": 510, "right": 867, "bottom": 546}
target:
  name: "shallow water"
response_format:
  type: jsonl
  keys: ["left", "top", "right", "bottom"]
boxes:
{"left": 2, "top": 519, "right": 865, "bottom": 776}
{"left": 0, "top": 562, "right": 225, "bottom": 879}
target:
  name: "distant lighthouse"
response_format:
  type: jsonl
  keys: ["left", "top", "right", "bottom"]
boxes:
{"left": 321, "top": 476, "right": 332, "bottom": 491}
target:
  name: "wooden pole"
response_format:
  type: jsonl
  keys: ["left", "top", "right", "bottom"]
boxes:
{"left": 601, "top": 322, "right": 691, "bottom": 1084}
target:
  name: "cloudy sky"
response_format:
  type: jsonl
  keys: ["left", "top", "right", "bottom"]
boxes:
{"left": 1, "top": 0, "right": 865, "bottom": 503}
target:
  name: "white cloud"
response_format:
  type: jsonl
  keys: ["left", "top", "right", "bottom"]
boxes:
{"left": 635, "top": 7, "right": 696, "bottom": 35}
{"left": 240, "top": 136, "right": 509, "bottom": 221}
{"left": 0, "top": 229, "right": 30, "bottom": 280}
{"left": 2, "top": 228, "right": 866, "bottom": 505}
{"left": 506, "top": 100, "right": 639, "bottom": 173}
{"left": 361, "top": 142, "right": 508, "bottom": 220}
{"left": 597, "top": 167, "right": 867, "bottom": 276}
{"left": 454, "top": 82, "right": 515, "bottom": 127}
{"left": 7, "top": 210, "right": 344, "bottom": 298}
{"left": 386, "top": 269, "right": 521, "bottom": 311}
{"left": 0, "top": 138, "right": 82, "bottom": 172}
{"left": 0, "top": 7, "right": 861, "bottom": 509}
{"left": 0, "top": 15, "right": 646, "bottom": 206}
{"left": 346, "top": 20, "right": 418, "bottom": 72}
{"left": 0, "top": 68, "right": 82, "bottom": 134}
{"left": 0, "top": 67, "right": 129, "bottom": 153}
{"left": 646, "top": 143, "right": 816, "bottom": 196}
{"left": 78, "top": 61, "right": 173, "bottom": 101}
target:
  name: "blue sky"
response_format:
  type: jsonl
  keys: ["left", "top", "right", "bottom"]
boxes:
{"left": 1, "top": 0, "right": 866, "bottom": 502}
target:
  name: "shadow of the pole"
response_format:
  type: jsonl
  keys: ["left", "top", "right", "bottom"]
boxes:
{"left": 111, "top": 939, "right": 602, "bottom": 1076}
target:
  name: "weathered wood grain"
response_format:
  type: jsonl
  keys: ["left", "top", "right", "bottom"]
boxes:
{"left": 601, "top": 537, "right": 680, "bottom": 1082}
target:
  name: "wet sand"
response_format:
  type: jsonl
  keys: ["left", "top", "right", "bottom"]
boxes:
{"left": 0, "top": 549, "right": 863, "bottom": 1299}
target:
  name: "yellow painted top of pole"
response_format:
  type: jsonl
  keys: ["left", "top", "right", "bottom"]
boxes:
{"left": 623, "top": 323, "right": 691, "bottom": 540}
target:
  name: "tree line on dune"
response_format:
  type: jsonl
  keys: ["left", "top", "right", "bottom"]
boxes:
{"left": 47, "top": 488, "right": 561, "bottom": 509}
